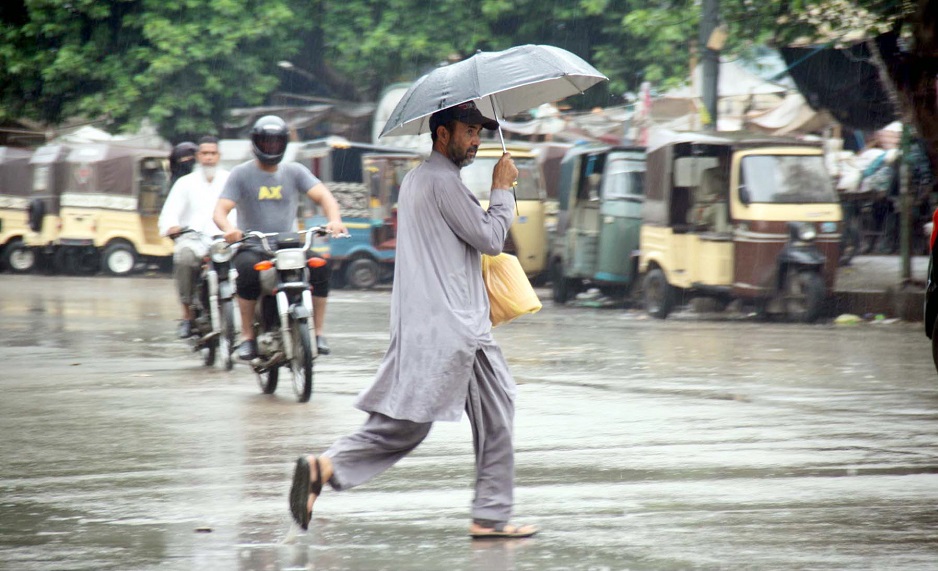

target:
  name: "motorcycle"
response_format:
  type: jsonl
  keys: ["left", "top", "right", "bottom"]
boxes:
{"left": 237, "top": 228, "right": 330, "bottom": 403}
{"left": 175, "top": 229, "right": 239, "bottom": 370}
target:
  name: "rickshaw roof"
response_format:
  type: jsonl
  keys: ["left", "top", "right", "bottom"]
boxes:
{"left": 30, "top": 144, "right": 72, "bottom": 165}
{"left": 63, "top": 144, "right": 167, "bottom": 196}
{"left": 646, "top": 129, "right": 821, "bottom": 154}
{"left": 561, "top": 143, "right": 646, "bottom": 162}
{"left": 477, "top": 140, "right": 541, "bottom": 154}
{"left": 0, "top": 146, "right": 33, "bottom": 197}
{"left": 0, "top": 146, "right": 33, "bottom": 163}
{"left": 65, "top": 143, "right": 165, "bottom": 164}
{"left": 301, "top": 136, "right": 422, "bottom": 157}
{"left": 642, "top": 130, "right": 824, "bottom": 226}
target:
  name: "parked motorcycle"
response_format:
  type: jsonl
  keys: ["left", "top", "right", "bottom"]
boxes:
{"left": 175, "top": 229, "right": 238, "bottom": 370}
{"left": 237, "top": 228, "right": 329, "bottom": 402}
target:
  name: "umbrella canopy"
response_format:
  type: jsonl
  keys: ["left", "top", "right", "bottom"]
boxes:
{"left": 380, "top": 44, "right": 607, "bottom": 139}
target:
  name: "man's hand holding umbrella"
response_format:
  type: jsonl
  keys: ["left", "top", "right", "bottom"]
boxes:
{"left": 492, "top": 152, "right": 519, "bottom": 191}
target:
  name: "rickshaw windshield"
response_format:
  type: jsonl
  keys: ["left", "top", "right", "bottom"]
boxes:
{"left": 602, "top": 157, "right": 644, "bottom": 200}
{"left": 462, "top": 157, "right": 541, "bottom": 201}
{"left": 740, "top": 155, "right": 837, "bottom": 204}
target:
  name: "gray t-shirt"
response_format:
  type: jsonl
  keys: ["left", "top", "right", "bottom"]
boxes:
{"left": 220, "top": 160, "right": 320, "bottom": 233}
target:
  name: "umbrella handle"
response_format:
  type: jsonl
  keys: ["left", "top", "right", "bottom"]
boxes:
{"left": 490, "top": 95, "right": 508, "bottom": 155}
{"left": 490, "top": 96, "right": 517, "bottom": 214}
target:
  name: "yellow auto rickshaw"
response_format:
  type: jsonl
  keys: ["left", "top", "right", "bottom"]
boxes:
{"left": 639, "top": 132, "right": 842, "bottom": 322}
{"left": 0, "top": 146, "right": 34, "bottom": 272}
{"left": 460, "top": 142, "right": 549, "bottom": 280}
{"left": 23, "top": 144, "right": 72, "bottom": 271}
{"left": 53, "top": 144, "right": 172, "bottom": 275}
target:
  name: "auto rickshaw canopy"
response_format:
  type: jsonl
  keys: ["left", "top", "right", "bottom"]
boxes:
{"left": 643, "top": 130, "right": 825, "bottom": 227}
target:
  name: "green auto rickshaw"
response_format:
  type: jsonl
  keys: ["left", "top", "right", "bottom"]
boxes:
{"left": 549, "top": 145, "right": 646, "bottom": 303}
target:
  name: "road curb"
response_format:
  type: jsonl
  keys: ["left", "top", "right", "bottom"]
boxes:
{"left": 830, "top": 285, "right": 924, "bottom": 321}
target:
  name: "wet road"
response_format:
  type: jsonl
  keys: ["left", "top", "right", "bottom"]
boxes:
{"left": 2, "top": 274, "right": 938, "bottom": 571}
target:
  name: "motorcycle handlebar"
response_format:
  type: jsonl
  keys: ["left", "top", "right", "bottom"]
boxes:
{"left": 236, "top": 227, "right": 332, "bottom": 253}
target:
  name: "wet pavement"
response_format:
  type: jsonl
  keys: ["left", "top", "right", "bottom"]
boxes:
{"left": 2, "top": 274, "right": 938, "bottom": 570}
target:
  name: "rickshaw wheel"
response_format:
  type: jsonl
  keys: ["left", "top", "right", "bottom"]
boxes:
{"left": 2, "top": 240, "right": 35, "bottom": 274}
{"left": 346, "top": 258, "right": 379, "bottom": 290}
{"left": 931, "top": 316, "right": 938, "bottom": 376}
{"left": 102, "top": 243, "right": 137, "bottom": 276}
{"left": 643, "top": 268, "right": 674, "bottom": 319}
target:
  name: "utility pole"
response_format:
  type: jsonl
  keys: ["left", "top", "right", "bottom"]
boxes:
{"left": 699, "top": 0, "right": 721, "bottom": 131}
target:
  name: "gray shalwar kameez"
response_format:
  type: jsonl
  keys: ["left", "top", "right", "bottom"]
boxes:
{"left": 323, "top": 150, "right": 518, "bottom": 523}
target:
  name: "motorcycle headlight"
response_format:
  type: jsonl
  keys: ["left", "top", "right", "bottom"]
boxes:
{"left": 798, "top": 222, "right": 817, "bottom": 242}
{"left": 792, "top": 222, "right": 817, "bottom": 242}
{"left": 210, "top": 240, "right": 233, "bottom": 263}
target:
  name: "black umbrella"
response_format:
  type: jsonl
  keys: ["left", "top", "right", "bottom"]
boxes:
{"left": 380, "top": 44, "right": 607, "bottom": 150}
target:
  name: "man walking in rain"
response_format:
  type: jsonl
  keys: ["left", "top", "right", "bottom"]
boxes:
{"left": 289, "top": 101, "right": 538, "bottom": 539}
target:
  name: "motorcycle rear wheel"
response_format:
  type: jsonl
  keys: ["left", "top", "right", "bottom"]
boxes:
{"left": 290, "top": 319, "right": 314, "bottom": 403}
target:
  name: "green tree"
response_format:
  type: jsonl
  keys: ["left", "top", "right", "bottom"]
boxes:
{"left": 1, "top": 0, "right": 934, "bottom": 153}
{"left": 0, "top": 0, "right": 298, "bottom": 142}
{"left": 767, "top": 0, "right": 937, "bottom": 184}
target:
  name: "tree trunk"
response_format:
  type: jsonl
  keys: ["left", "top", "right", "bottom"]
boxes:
{"left": 886, "top": 0, "right": 938, "bottom": 176}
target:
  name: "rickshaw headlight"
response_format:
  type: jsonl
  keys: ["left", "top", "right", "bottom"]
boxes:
{"left": 209, "top": 240, "right": 233, "bottom": 263}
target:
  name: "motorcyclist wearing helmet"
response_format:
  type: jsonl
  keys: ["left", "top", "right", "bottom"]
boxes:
{"left": 214, "top": 115, "right": 348, "bottom": 360}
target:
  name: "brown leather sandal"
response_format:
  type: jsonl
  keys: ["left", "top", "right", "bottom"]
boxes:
{"left": 289, "top": 456, "right": 322, "bottom": 530}
{"left": 470, "top": 519, "right": 539, "bottom": 539}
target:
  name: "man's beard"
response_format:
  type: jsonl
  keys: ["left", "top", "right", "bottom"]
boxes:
{"left": 447, "top": 141, "right": 477, "bottom": 168}
{"left": 201, "top": 166, "right": 217, "bottom": 181}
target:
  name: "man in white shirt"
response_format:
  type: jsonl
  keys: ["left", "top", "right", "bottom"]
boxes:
{"left": 158, "top": 136, "right": 234, "bottom": 338}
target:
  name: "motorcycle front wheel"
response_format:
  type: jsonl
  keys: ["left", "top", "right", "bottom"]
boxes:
{"left": 783, "top": 270, "right": 825, "bottom": 323}
{"left": 197, "top": 305, "right": 217, "bottom": 367}
{"left": 202, "top": 339, "right": 217, "bottom": 367}
{"left": 220, "top": 299, "right": 236, "bottom": 371}
{"left": 290, "top": 319, "right": 314, "bottom": 403}
{"left": 257, "top": 366, "right": 279, "bottom": 394}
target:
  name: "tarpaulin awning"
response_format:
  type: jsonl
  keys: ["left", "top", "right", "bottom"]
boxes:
{"left": 747, "top": 91, "right": 836, "bottom": 135}
{"left": 780, "top": 33, "right": 899, "bottom": 131}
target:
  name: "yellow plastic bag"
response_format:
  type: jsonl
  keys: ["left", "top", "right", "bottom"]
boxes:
{"left": 481, "top": 253, "right": 542, "bottom": 327}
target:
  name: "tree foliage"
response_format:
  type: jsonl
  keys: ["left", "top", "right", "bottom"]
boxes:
{"left": 0, "top": 0, "right": 927, "bottom": 142}
{"left": 1, "top": 0, "right": 298, "bottom": 141}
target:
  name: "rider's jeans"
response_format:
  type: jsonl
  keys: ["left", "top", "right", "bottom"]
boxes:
{"left": 173, "top": 235, "right": 207, "bottom": 306}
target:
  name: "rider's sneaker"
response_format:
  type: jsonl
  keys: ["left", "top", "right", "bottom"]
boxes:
{"left": 238, "top": 339, "right": 258, "bottom": 360}
{"left": 316, "top": 336, "right": 331, "bottom": 355}
{"left": 177, "top": 320, "right": 194, "bottom": 339}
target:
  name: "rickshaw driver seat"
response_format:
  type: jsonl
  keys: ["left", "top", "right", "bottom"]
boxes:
{"left": 692, "top": 166, "right": 730, "bottom": 233}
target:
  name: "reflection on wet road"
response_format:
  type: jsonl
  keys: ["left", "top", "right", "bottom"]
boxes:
{"left": 1, "top": 275, "right": 937, "bottom": 570}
